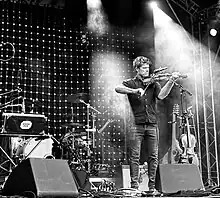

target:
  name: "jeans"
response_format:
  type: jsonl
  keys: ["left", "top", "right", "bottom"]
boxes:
{"left": 129, "top": 124, "right": 159, "bottom": 189}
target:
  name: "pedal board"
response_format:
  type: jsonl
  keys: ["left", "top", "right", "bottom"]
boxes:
{"left": 89, "top": 177, "right": 116, "bottom": 191}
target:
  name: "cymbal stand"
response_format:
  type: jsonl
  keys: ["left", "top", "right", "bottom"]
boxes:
{"left": 91, "top": 112, "right": 96, "bottom": 149}
{"left": 79, "top": 99, "right": 101, "bottom": 173}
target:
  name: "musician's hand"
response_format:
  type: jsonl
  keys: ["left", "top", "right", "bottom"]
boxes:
{"left": 134, "top": 88, "right": 145, "bottom": 97}
{"left": 150, "top": 76, "right": 156, "bottom": 84}
{"left": 170, "top": 72, "right": 180, "bottom": 81}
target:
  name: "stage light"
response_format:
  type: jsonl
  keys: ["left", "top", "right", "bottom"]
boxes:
{"left": 149, "top": 1, "right": 158, "bottom": 9}
{"left": 210, "top": 28, "right": 218, "bottom": 36}
{"left": 87, "top": 0, "right": 101, "bottom": 9}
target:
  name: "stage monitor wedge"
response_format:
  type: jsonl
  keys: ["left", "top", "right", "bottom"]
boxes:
{"left": 156, "top": 164, "right": 204, "bottom": 194}
{"left": 3, "top": 158, "right": 79, "bottom": 197}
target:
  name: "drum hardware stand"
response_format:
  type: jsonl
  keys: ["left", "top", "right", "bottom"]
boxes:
{"left": 79, "top": 99, "right": 101, "bottom": 173}
{"left": 0, "top": 116, "right": 17, "bottom": 173}
{"left": 90, "top": 112, "right": 97, "bottom": 148}
{"left": 0, "top": 97, "right": 23, "bottom": 172}
{"left": 0, "top": 78, "right": 24, "bottom": 171}
{"left": 70, "top": 107, "right": 76, "bottom": 150}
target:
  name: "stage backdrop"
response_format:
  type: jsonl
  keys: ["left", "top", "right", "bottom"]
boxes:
{"left": 0, "top": 1, "right": 172, "bottom": 174}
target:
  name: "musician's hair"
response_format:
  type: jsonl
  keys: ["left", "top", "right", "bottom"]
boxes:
{"left": 133, "top": 56, "right": 153, "bottom": 74}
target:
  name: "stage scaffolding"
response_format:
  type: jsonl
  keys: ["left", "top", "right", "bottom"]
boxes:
{"left": 168, "top": 0, "right": 220, "bottom": 186}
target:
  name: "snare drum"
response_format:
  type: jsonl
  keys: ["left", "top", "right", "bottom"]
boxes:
{"left": 16, "top": 137, "right": 54, "bottom": 159}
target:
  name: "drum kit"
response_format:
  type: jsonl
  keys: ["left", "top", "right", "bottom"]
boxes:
{"left": 59, "top": 92, "right": 101, "bottom": 173}
{"left": 0, "top": 91, "right": 101, "bottom": 175}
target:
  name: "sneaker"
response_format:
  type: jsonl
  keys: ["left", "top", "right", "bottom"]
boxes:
{"left": 130, "top": 185, "right": 139, "bottom": 190}
{"left": 148, "top": 188, "right": 161, "bottom": 196}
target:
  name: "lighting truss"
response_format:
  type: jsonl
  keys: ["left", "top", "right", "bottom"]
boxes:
{"left": 192, "top": 3, "right": 220, "bottom": 186}
{"left": 198, "top": 3, "right": 220, "bottom": 22}
{"left": 168, "top": 0, "right": 200, "bottom": 17}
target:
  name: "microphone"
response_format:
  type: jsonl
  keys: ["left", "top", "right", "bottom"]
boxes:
{"left": 171, "top": 72, "right": 188, "bottom": 79}
{"left": 153, "top": 67, "right": 168, "bottom": 73}
{"left": 178, "top": 74, "right": 188, "bottom": 78}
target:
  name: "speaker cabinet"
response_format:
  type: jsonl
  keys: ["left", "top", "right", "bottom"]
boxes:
{"left": 156, "top": 164, "right": 204, "bottom": 194}
{"left": 4, "top": 113, "right": 46, "bottom": 134}
{"left": 3, "top": 158, "right": 79, "bottom": 197}
{"left": 72, "top": 170, "right": 91, "bottom": 191}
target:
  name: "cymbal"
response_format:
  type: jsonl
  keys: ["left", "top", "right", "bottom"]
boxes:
{"left": 67, "top": 93, "right": 88, "bottom": 103}
{"left": 61, "top": 122, "right": 84, "bottom": 127}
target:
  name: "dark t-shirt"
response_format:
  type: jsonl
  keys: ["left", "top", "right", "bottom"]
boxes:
{"left": 123, "top": 75, "right": 161, "bottom": 124}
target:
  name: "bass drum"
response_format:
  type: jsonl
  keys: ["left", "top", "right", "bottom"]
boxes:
{"left": 16, "top": 137, "right": 54, "bottom": 159}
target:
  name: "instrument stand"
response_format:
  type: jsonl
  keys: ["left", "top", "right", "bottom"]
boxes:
{"left": 179, "top": 86, "right": 191, "bottom": 164}
{"left": 174, "top": 82, "right": 200, "bottom": 166}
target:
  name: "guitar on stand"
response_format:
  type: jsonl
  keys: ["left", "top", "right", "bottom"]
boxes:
{"left": 168, "top": 76, "right": 199, "bottom": 166}
{"left": 169, "top": 104, "right": 182, "bottom": 164}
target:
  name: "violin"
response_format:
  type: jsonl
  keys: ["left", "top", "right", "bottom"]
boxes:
{"left": 141, "top": 72, "right": 174, "bottom": 96}
{"left": 180, "top": 112, "right": 199, "bottom": 165}
{"left": 142, "top": 73, "right": 171, "bottom": 85}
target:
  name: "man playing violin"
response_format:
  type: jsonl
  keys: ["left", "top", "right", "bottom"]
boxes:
{"left": 115, "top": 56, "right": 179, "bottom": 194}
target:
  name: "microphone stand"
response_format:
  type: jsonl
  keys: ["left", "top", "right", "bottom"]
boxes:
{"left": 172, "top": 80, "right": 193, "bottom": 97}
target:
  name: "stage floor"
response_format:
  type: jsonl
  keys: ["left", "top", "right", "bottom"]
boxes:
{"left": 0, "top": 169, "right": 219, "bottom": 198}
{"left": 0, "top": 187, "right": 218, "bottom": 198}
